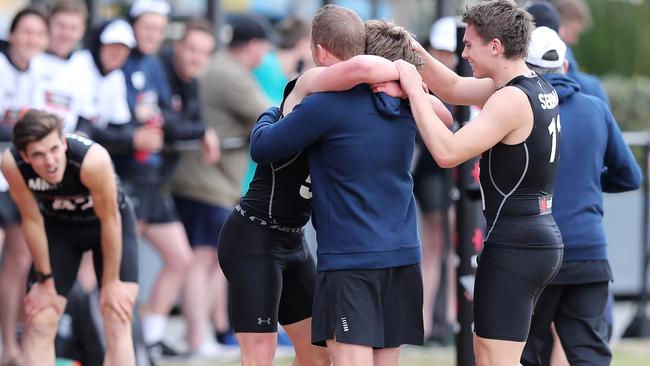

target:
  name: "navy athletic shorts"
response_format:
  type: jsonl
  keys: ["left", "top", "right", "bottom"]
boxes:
{"left": 173, "top": 195, "right": 230, "bottom": 248}
{"left": 521, "top": 281, "right": 611, "bottom": 366}
{"left": 0, "top": 190, "right": 20, "bottom": 226}
{"left": 218, "top": 211, "right": 315, "bottom": 332}
{"left": 311, "top": 264, "right": 424, "bottom": 348}
{"left": 122, "top": 182, "right": 177, "bottom": 224}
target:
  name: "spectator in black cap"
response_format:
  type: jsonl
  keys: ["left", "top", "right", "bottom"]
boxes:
{"left": 526, "top": 0, "right": 561, "bottom": 32}
{"left": 171, "top": 12, "right": 271, "bottom": 352}
{"left": 526, "top": 0, "right": 609, "bottom": 104}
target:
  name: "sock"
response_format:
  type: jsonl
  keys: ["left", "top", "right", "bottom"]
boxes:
{"left": 142, "top": 313, "right": 167, "bottom": 345}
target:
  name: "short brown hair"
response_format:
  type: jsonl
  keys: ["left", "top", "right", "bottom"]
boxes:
{"left": 552, "top": 0, "right": 592, "bottom": 28}
{"left": 13, "top": 110, "right": 64, "bottom": 152}
{"left": 50, "top": 0, "right": 88, "bottom": 19}
{"left": 365, "top": 20, "right": 424, "bottom": 70}
{"left": 180, "top": 19, "right": 214, "bottom": 41}
{"left": 462, "top": 0, "right": 533, "bottom": 60}
{"left": 311, "top": 4, "right": 365, "bottom": 61}
{"left": 277, "top": 16, "right": 310, "bottom": 50}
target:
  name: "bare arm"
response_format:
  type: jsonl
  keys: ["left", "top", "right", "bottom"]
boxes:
{"left": 412, "top": 38, "right": 496, "bottom": 107}
{"left": 283, "top": 55, "right": 400, "bottom": 115}
{"left": 371, "top": 81, "right": 453, "bottom": 127}
{"left": 308, "top": 55, "right": 399, "bottom": 93}
{"left": 2, "top": 149, "right": 66, "bottom": 318}
{"left": 1, "top": 150, "right": 50, "bottom": 275}
{"left": 427, "top": 94, "right": 454, "bottom": 128}
{"left": 80, "top": 145, "right": 121, "bottom": 285}
{"left": 396, "top": 60, "right": 531, "bottom": 167}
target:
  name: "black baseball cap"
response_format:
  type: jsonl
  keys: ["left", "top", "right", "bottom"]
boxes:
{"left": 227, "top": 14, "right": 272, "bottom": 46}
{"left": 526, "top": 1, "right": 561, "bottom": 32}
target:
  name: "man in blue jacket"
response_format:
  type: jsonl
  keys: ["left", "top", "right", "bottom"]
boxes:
{"left": 521, "top": 27, "right": 642, "bottom": 366}
{"left": 249, "top": 10, "right": 424, "bottom": 364}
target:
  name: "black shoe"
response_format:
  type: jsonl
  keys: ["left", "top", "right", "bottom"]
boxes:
{"left": 147, "top": 341, "right": 187, "bottom": 359}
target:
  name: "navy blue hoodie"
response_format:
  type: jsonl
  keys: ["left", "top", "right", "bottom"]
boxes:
{"left": 565, "top": 48, "right": 610, "bottom": 107}
{"left": 545, "top": 73, "right": 641, "bottom": 263}
{"left": 250, "top": 85, "right": 420, "bottom": 271}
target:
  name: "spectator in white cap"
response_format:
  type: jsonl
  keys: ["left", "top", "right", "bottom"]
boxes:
{"left": 525, "top": 26, "right": 567, "bottom": 72}
{"left": 521, "top": 26, "right": 641, "bottom": 366}
{"left": 120, "top": 0, "right": 196, "bottom": 359}
{"left": 129, "top": 0, "right": 169, "bottom": 55}
{"left": 428, "top": 16, "right": 458, "bottom": 69}
{"left": 75, "top": 18, "right": 134, "bottom": 135}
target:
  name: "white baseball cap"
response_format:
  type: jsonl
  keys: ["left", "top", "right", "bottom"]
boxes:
{"left": 429, "top": 16, "right": 457, "bottom": 52}
{"left": 526, "top": 26, "right": 566, "bottom": 69}
{"left": 129, "top": 0, "right": 170, "bottom": 18}
{"left": 100, "top": 19, "right": 136, "bottom": 48}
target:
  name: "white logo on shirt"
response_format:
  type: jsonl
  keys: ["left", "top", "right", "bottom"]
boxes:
{"left": 28, "top": 178, "right": 55, "bottom": 191}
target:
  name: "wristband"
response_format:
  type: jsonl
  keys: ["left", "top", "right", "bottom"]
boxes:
{"left": 35, "top": 271, "right": 54, "bottom": 283}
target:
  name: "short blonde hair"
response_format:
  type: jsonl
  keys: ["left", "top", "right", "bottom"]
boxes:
{"left": 365, "top": 19, "right": 424, "bottom": 70}
{"left": 311, "top": 5, "right": 365, "bottom": 61}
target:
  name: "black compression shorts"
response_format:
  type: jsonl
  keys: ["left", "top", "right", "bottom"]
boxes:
{"left": 43, "top": 203, "right": 140, "bottom": 297}
{"left": 311, "top": 264, "right": 424, "bottom": 348}
{"left": 218, "top": 211, "right": 315, "bottom": 333}
{"left": 413, "top": 169, "right": 455, "bottom": 213}
{"left": 122, "top": 182, "right": 178, "bottom": 224}
{"left": 473, "top": 243, "right": 562, "bottom": 341}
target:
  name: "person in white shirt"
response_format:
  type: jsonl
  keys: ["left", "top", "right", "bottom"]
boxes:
{"left": 31, "top": 0, "right": 93, "bottom": 133}
{"left": 74, "top": 19, "right": 134, "bottom": 134}
{"left": 0, "top": 7, "right": 48, "bottom": 366}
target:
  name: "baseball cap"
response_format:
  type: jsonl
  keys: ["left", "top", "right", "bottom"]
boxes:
{"left": 429, "top": 16, "right": 457, "bottom": 52}
{"left": 526, "top": 0, "right": 560, "bottom": 32}
{"left": 227, "top": 14, "right": 271, "bottom": 46}
{"left": 129, "top": 0, "right": 170, "bottom": 19}
{"left": 526, "top": 26, "right": 566, "bottom": 69}
{"left": 100, "top": 19, "right": 136, "bottom": 48}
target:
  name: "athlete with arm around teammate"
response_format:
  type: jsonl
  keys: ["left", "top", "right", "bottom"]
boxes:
{"left": 396, "top": 1, "right": 563, "bottom": 365}
{"left": 1, "top": 110, "right": 139, "bottom": 366}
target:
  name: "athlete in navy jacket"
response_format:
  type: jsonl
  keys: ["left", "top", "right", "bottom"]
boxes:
{"left": 251, "top": 83, "right": 424, "bottom": 354}
{"left": 251, "top": 88, "right": 420, "bottom": 272}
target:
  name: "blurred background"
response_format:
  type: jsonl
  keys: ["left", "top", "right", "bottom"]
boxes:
{"left": 0, "top": 0, "right": 648, "bottom": 365}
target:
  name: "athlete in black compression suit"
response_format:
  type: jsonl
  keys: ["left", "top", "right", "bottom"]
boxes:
{"left": 473, "top": 74, "right": 563, "bottom": 342}
{"left": 396, "top": 1, "right": 563, "bottom": 365}
{"left": 1, "top": 110, "right": 139, "bottom": 366}
{"left": 217, "top": 79, "right": 328, "bottom": 365}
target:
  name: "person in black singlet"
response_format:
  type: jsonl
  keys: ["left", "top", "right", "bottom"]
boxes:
{"left": 217, "top": 79, "right": 324, "bottom": 365}
{"left": 1, "top": 110, "right": 139, "bottom": 366}
{"left": 396, "top": 1, "right": 563, "bottom": 365}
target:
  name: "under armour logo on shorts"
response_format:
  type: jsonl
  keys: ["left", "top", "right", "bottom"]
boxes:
{"left": 257, "top": 317, "right": 271, "bottom": 325}
{"left": 341, "top": 317, "right": 349, "bottom": 332}
{"left": 300, "top": 175, "right": 312, "bottom": 199}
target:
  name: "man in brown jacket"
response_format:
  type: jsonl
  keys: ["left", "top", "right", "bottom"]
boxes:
{"left": 169, "top": 13, "right": 271, "bottom": 354}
